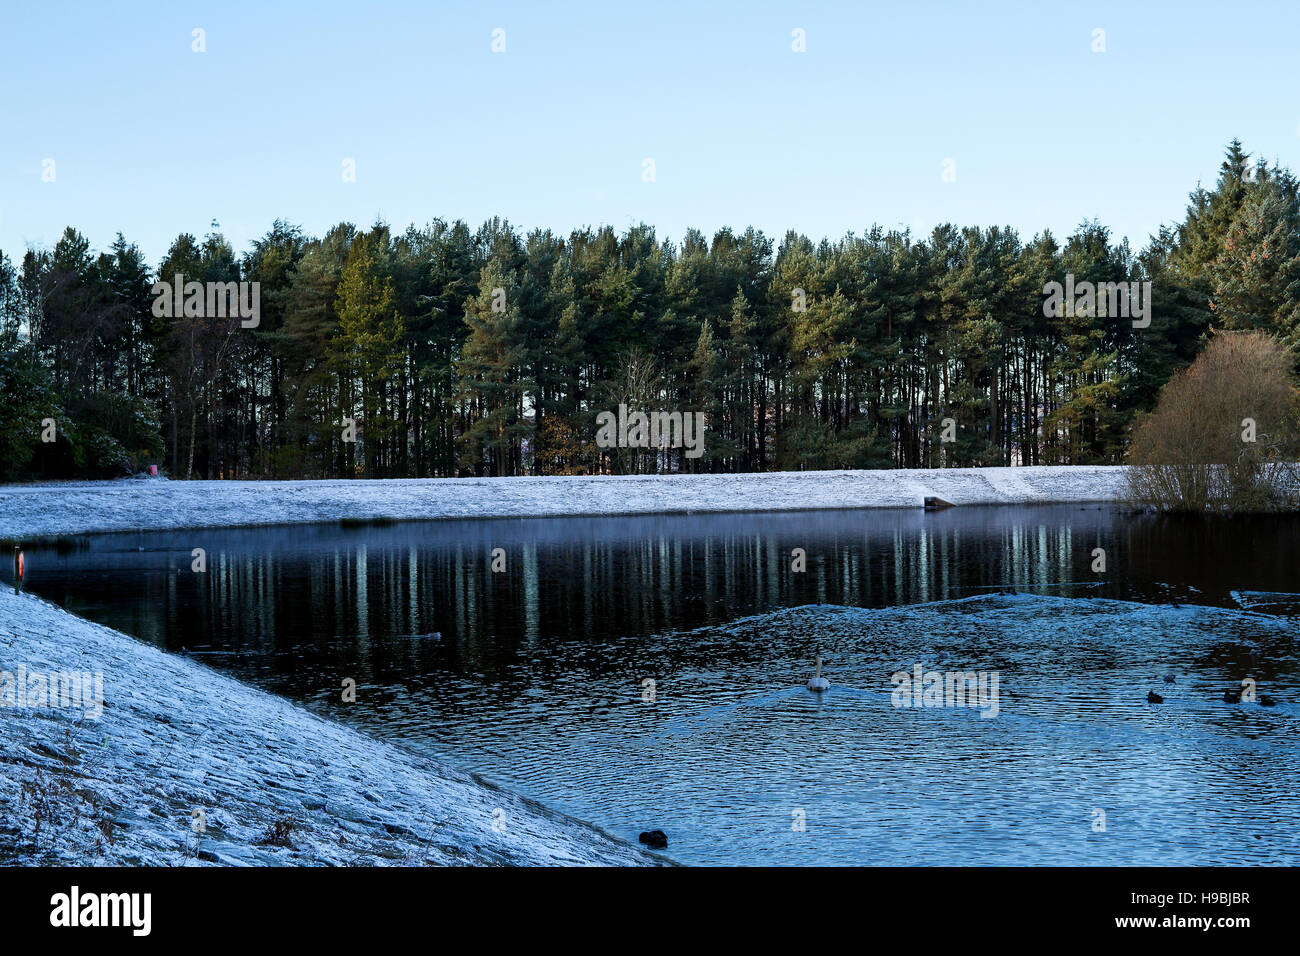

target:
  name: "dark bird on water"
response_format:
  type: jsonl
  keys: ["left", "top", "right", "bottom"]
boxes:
{"left": 1259, "top": 694, "right": 1277, "bottom": 707}
{"left": 638, "top": 829, "right": 668, "bottom": 849}
{"left": 1147, "top": 690, "right": 1163, "bottom": 704}
{"left": 1223, "top": 689, "right": 1242, "bottom": 703}
{"left": 1162, "top": 674, "right": 1177, "bottom": 683}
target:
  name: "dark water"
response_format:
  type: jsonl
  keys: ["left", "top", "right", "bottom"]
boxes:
{"left": 10, "top": 506, "right": 1300, "bottom": 864}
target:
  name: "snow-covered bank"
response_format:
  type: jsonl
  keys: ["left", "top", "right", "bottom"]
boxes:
{"left": 0, "top": 466, "right": 1130, "bottom": 539}
{"left": 0, "top": 588, "right": 663, "bottom": 866}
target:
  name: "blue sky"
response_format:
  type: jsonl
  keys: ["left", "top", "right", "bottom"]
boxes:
{"left": 2, "top": 0, "right": 1298, "bottom": 264}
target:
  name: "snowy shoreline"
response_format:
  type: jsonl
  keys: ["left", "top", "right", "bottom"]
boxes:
{"left": 0, "top": 587, "right": 665, "bottom": 866}
{"left": 0, "top": 465, "right": 1131, "bottom": 539}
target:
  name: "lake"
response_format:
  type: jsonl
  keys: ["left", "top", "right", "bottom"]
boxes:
{"left": 12, "top": 505, "right": 1300, "bottom": 864}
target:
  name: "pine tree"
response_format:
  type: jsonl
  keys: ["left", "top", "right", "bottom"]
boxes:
{"left": 331, "top": 228, "right": 404, "bottom": 476}
{"left": 457, "top": 258, "right": 533, "bottom": 476}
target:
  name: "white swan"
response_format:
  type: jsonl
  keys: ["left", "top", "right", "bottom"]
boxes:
{"left": 806, "top": 655, "right": 830, "bottom": 692}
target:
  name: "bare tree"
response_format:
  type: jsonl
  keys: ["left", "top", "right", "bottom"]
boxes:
{"left": 1128, "top": 331, "right": 1300, "bottom": 512}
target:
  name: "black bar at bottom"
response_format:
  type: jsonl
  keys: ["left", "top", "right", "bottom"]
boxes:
{"left": 0, "top": 866, "right": 1285, "bottom": 943}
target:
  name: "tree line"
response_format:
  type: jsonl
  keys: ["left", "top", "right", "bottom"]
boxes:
{"left": 2, "top": 141, "right": 1297, "bottom": 482}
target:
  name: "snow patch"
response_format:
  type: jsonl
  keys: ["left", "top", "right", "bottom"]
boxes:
{"left": 0, "top": 588, "right": 663, "bottom": 866}
{"left": 0, "top": 466, "right": 1131, "bottom": 539}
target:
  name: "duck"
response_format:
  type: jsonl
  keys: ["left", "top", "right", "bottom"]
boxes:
{"left": 1162, "top": 674, "right": 1177, "bottom": 683}
{"left": 1147, "top": 690, "right": 1163, "bottom": 704}
{"left": 806, "top": 655, "right": 830, "bottom": 692}
{"left": 638, "top": 829, "right": 668, "bottom": 849}
{"left": 1223, "top": 689, "right": 1242, "bottom": 703}
{"left": 1259, "top": 694, "right": 1277, "bottom": 707}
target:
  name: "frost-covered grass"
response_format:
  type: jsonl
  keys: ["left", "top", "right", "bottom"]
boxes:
{"left": 0, "top": 587, "right": 664, "bottom": 866}
{"left": 0, "top": 465, "right": 1129, "bottom": 539}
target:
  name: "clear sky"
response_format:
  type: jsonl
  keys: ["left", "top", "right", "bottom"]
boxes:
{"left": 2, "top": 0, "right": 1298, "bottom": 265}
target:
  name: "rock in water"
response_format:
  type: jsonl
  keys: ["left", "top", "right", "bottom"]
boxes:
{"left": 638, "top": 829, "right": 668, "bottom": 849}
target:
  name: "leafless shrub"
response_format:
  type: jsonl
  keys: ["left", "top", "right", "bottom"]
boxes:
{"left": 259, "top": 817, "right": 297, "bottom": 847}
{"left": 17, "top": 768, "right": 92, "bottom": 848}
{"left": 600, "top": 347, "right": 668, "bottom": 475}
{"left": 1128, "top": 331, "right": 1300, "bottom": 512}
